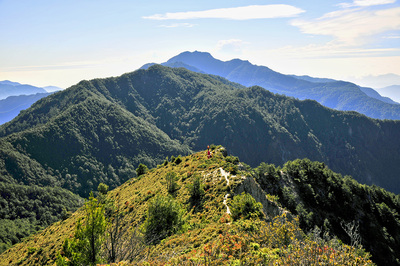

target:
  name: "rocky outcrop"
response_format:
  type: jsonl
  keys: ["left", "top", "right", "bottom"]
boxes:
{"left": 234, "top": 174, "right": 290, "bottom": 221}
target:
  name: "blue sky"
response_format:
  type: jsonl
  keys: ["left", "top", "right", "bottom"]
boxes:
{"left": 0, "top": 0, "right": 399, "bottom": 88}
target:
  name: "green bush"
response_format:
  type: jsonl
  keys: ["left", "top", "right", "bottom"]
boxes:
{"left": 174, "top": 156, "right": 182, "bottom": 165}
{"left": 166, "top": 172, "right": 179, "bottom": 195}
{"left": 189, "top": 175, "right": 205, "bottom": 210}
{"left": 143, "top": 195, "right": 186, "bottom": 244}
{"left": 136, "top": 163, "right": 148, "bottom": 177}
{"left": 225, "top": 156, "right": 239, "bottom": 164}
{"left": 230, "top": 192, "right": 264, "bottom": 220}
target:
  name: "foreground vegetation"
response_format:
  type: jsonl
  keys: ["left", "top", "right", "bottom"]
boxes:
{"left": 0, "top": 148, "right": 385, "bottom": 265}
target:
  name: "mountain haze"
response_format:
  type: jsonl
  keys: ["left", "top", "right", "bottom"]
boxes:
{"left": 161, "top": 51, "right": 400, "bottom": 120}
{"left": 1, "top": 65, "right": 400, "bottom": 194}
{"left": 377, "top": 85, "right": 400, "bottom": 103}
{"left": 0, "top": 93, "right": 52, "bottom": 125}
{"left": 0, "top": 81, "right": 47, "bottom": 100}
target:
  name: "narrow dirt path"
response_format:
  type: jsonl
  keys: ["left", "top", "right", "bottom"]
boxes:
{"left": 219, "top": 168, "right": 231, "bottom": 215}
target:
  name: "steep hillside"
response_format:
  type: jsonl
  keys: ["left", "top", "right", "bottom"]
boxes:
{"left": 0, "top": 95, "right": 190, "bottom": 197}
{"left": 164, "top": 51, "right": 400, "bottom": 120}
{"left": 253, "top": 159, "right": 400, "bottom": 266}
{"left": 1, "top": 65, "right": 400, "bottom": 195}
{"left": 0, "top": 149, "right": 376, "bottom": 265}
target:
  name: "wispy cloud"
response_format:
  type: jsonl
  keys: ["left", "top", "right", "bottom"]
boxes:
{"left": 158, "top": 23, "right": 195, "bottom": 28}
{"left": 263, "top": 44, "right": 400, "bottom": 59}
{"left": 143, "top": 5, "right": 305, "bottom": 20}
{"left": 339, "top": 0, "right": 396, "bottom": 8}
{"left": 291, "top": 7, "right": 400, "bottom": 46}
{"left": 0, "top": 59, "right": 113, "bottom": 72}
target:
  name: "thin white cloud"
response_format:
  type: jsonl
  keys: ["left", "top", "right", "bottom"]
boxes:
{"left": 143, "top": 5, "right": 305, "bottom": 20}
{"left": 1, "top": 61, "right": 99, "bottom": 72}
{"left": 291, "top": 7, "right": 400, "bottom": 46}
{"left": 263, "top": 44, "right": 400, "bottom": 59}
{"left": 158, "top": 23, "right": 195, "bottom": 28}
{"left": 339, "top": 0, "right": 396, "bottom": 8}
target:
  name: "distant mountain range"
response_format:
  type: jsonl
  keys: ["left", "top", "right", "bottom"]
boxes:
{"left": 142, "top": 51, "right": 400, "bottom": 120}
{"left": 290, "top": 74, "right": 398, "bottom": 105}
{"left": 0, "top": 93, "right": 53, "bottom": 125}
{"left": 349, "top": 73, "right": 400, "bottom": 89}
{"left": 377, "top": 85, "right": 400, "bottom": 103}
{"left": 0, "top": 81, "right": 47, "bottom": 100}
{"left": 0, "top": 81, "right": 62, "bottom": 125}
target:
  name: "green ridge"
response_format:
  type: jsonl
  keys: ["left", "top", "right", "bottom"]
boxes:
{"left": 0, "top": 149, "right": 384, "bottom": 265}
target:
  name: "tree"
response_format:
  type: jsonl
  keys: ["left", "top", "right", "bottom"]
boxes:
{"left": 166, "top": 171, "right": 179, "bottom": 194}
{"left": 97, "top": 183, "right": 109, "bottom": 195}
{"left": 143, "top": 195, "right": 185, "bottom": 244}
{"left": 57, "top": 192, "right": 107, "bottom": 266}
{"left": 104, "top": 203, "right": 146, "bottom": 263}
{"left": 136, "top": 163, "right": 148, "bottom": 177}
{"left": 189, "top": 174, "right": 205, "bottom": 210}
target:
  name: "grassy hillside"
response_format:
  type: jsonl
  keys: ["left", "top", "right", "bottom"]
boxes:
{"left": 0, "top": 148, "right": 375, "bottom": 265}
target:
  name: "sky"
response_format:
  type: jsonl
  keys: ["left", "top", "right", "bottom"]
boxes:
{"left": 0, "top": 0, "right": 399, "bottom": 89}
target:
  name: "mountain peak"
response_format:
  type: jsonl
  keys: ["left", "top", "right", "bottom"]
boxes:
{"left": 166, "top": 51, "right": 217, "bottom": 65}
{"left": 0, "top": 80, "right": 22, "bottom": 86}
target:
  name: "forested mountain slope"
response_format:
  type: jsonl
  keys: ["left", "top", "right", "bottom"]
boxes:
{"left": 0, "top": 94, "right": 190, "bottom": 197}
{"left": 1, "top": 65, "right": 400, "bottom": 195}
{"left": 0, "top": 183, "right": 82, "bottom": 253}
{"left": 162, "top": 51, "right": 400, "bottom": 120}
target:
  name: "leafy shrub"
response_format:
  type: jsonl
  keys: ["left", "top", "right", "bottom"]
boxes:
{"left": 189, "top": 175, "right": 205, "bottom": 210}
{"left": 225, "top": 156, "right": 239, "bottom": 164}
{"left": 165, "top": 172, "right": 179, "bottom": 195}
{"left": 144, "top": 195, "right": 186, "bottom": 244}
{"left": 230, "top": 193, "right": 264, "bottom": 220}
{"left": 136, "top": 163, "right": 148, "bottom": 177}
{"left": 174, "top": 156, "right": 182, "bottom": 165}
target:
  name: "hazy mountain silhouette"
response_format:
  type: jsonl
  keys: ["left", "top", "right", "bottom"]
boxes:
{"left": 160, "top": 51, "right": 400, "bottom": 120}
